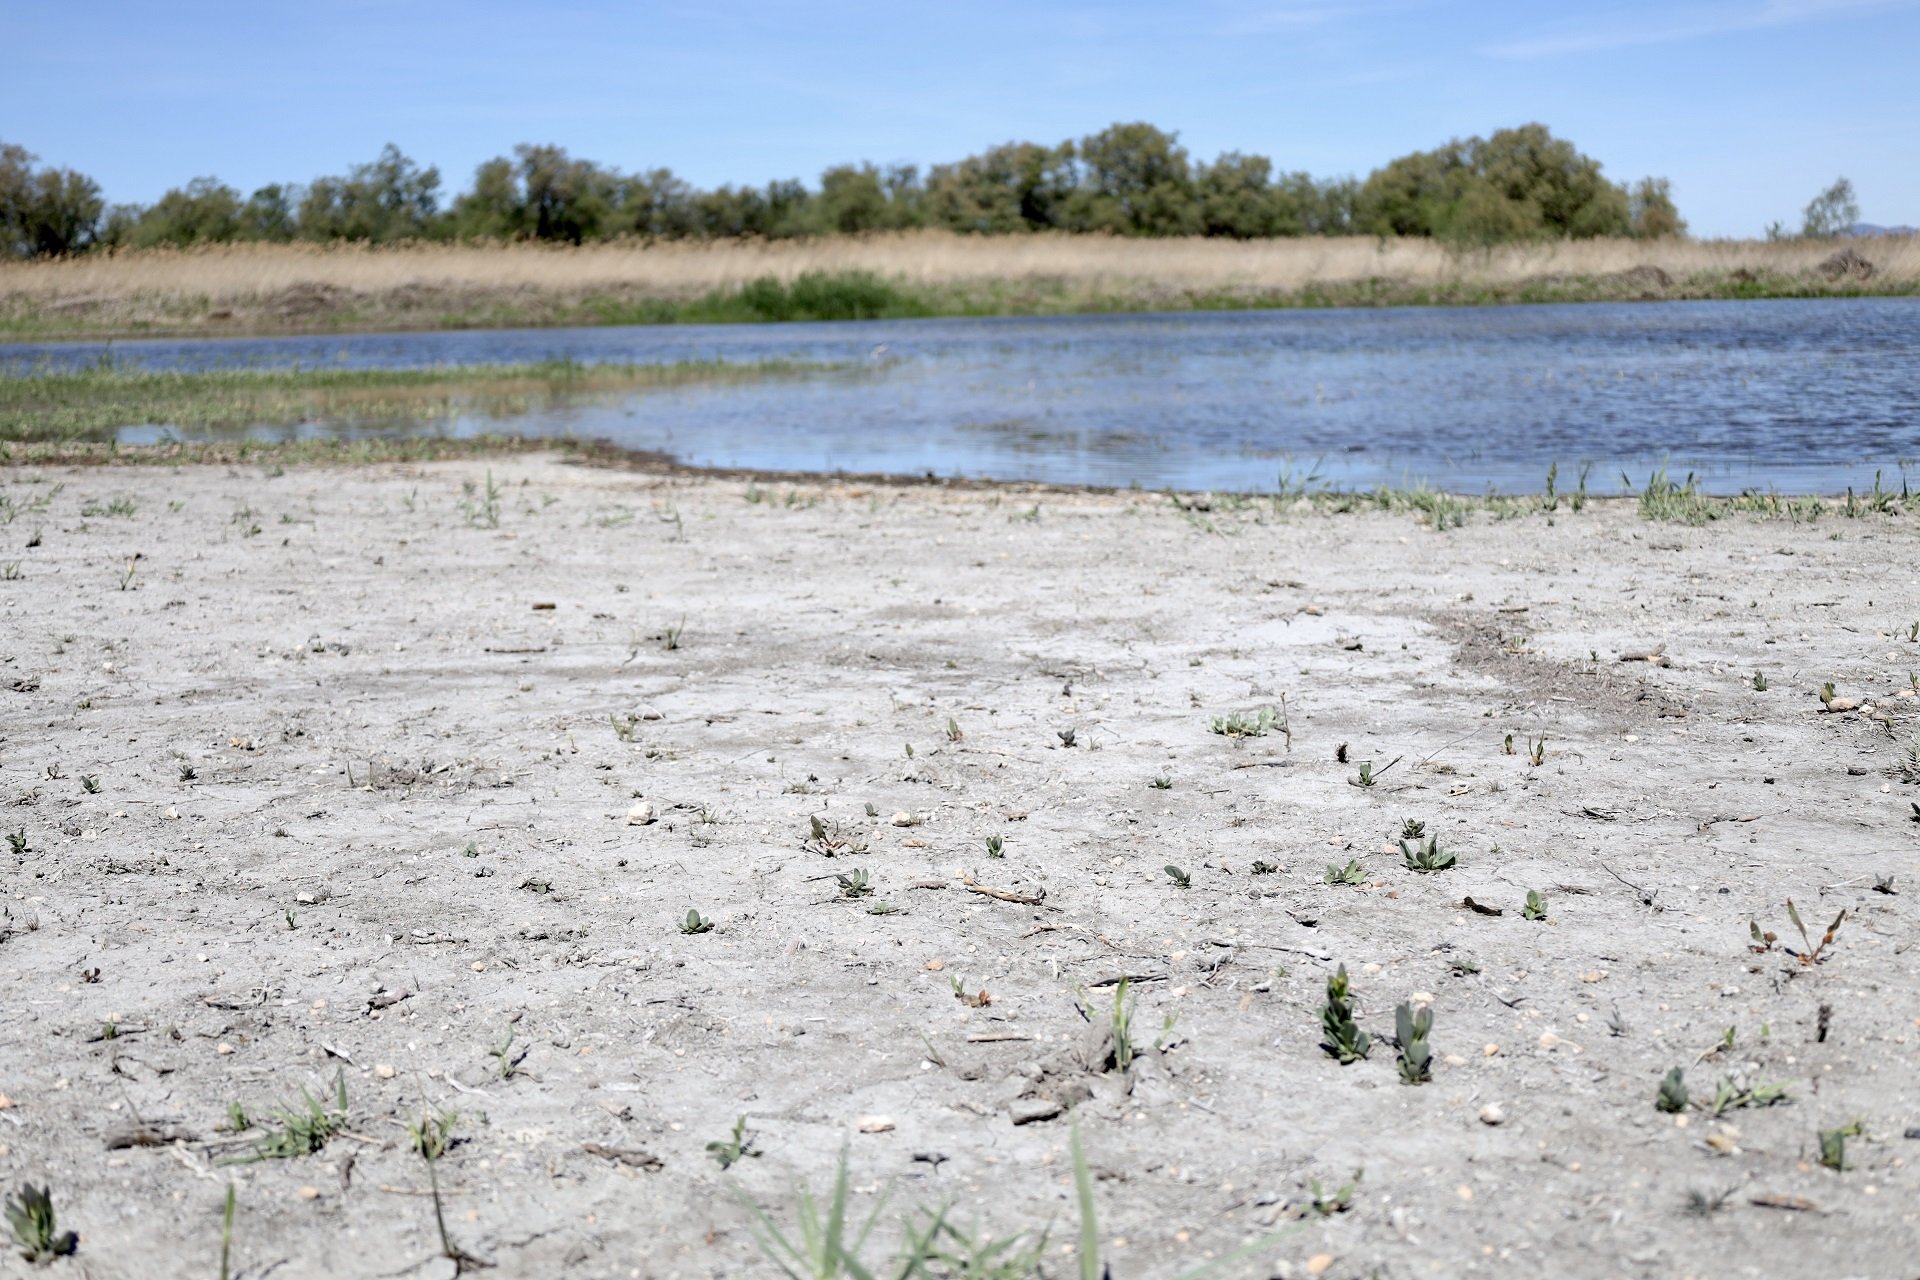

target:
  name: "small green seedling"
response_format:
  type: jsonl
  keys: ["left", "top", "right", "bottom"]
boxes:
{"left": 490, "top": 1030, "right": 528, "bottom": 1080}
{"left": 945, "top": 717, "right": 963, "bottom": 742}
{"left": 708, "top": 1115, "right": 758, "bottom": 1170}
{"left": 1527, "top": 736, "right": 1547, "bottom": 767}
{"left": 218, "top": 1183, "right": 236, "bottom": 1280}
{"left": 5, "top": 1183, "right": 77, "bottom": 1262}
{"left": 1656, "top": 1067, "right": 1690, "bottom": 1114}
{"left": 1399, "top": 818, "right": 1426, "bottom": 840}
{"left": 1251, "top": 859, "right": 1279, "bottom": 874}
{"left": 1304, "top": 1171, "right": 1361, "bottom": 1218}
{"left": 1394, "top": 1003, "right": 1433, "bottom": 1084}
{"left": 836, "top": 869, "right": 873, "bottom": 898}
{"left": 1325, "top": 859, "right": 1367, "bottom": 886}
{"left": 1210, "top": 707, "right": 1280, "bottom": 740}
{"left": 1320, "top": 965, "right": 1371, "bottom": 1064}
{"left": 1149, "top": 775, "right": 1172, "bottom": 789}
{"left": 985, "top": 835, "right": 1004, "bottom": 859}
{"left": 1752, "top": 672, "right": 1769, "bottom": 691}
{"left": 1818, "top": 1120, "right": 1864, "bottom": 1171}
{"left": 1784, "top": 899, "right": 1846, "bottom": 965}
{"left": 1107, "top": 977, "right": 1138, "bottom": 1071}
{"left": 1502, "top": 732, "right": 1516, "bottom": 756}
{"left": 179, "top": 764, "right": 197, "bottom": 782}
{"left": 1701, "top": 1077, "right": 1791, "bottom": 1118}
{"left": 234, "top": 1073, "right": 350, "bottom": 1162}
{"left": 1522, "top": 890, "right": 1547, "bottom": 921}
{"left": 1400, "top": 835, "right": 1455, "bottom": 872}
{"left": 680, "top": 909, "right": 714, "bottom": 935}
{"left": 1163, "top": 865, "right": 1191, "bottom": 889}
{"left": 79, "top": 774, "right": 100, "bottom": 794}
{"left": 5, "top": 830, "right": 24, "bottom": 856}
{"left": 1350, "top": 755, "right": 1402, "bottom": 788}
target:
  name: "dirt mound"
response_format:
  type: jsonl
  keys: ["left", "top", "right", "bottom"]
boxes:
{"left": 1817, "top": 248, "right": 1876, "bottom": 281}
{"left": 266, "top": 280, "right": 352, "bottom": 318}
{"left": 1610, "top": 264, "right": 1673, "bottom": 293}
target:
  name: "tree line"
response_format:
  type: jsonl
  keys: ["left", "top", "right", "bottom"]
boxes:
{"left": 3, "top": 122, "right": 1695, "bottom": 258}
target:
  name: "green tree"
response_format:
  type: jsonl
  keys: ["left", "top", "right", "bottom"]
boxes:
{"left": 1800, "top": 177, "right": 1859, "bottom": 239}
{"left": 1356, "top": 124, "right": 1635, "bottom": 244}
{"left": 1628, "top": 177, "right": 1685, "bottom": 239}
{"left": 125, "top": 177, "right": 244, "bottom": 247}
{"left": 0, "top": 141, "right": 104, "bottom": 257}
{"left": 925, "top": 140, "right": 1077, "bottom": 233}
{"left": 1067, "top": 122, "right": 1200, "bottom": 235}
{"left": 1196, "top": 152, "right": 1282, "bottom": 238}
{"left": 298, "top": 144, "right": 442, "bottom": 242}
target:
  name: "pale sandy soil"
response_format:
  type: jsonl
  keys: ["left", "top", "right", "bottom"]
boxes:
{"left": 1, "top": 456, "right": 1918, "bottom": 1279}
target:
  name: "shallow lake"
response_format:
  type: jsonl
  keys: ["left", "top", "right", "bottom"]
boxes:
{"left": 7, "top": 298, "right": 1919, "bottom": 493}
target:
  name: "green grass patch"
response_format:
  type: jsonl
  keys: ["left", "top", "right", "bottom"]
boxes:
{"left": 0, "top": 357, "right": 839, "bottom": 442}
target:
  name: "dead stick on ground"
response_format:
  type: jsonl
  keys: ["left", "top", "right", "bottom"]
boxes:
{"left": 961, "top": 873, "right": 1045, "bottom": 905}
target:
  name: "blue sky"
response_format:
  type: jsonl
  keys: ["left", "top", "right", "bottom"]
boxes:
{"left": 5, "top": 0, "right": 1916, "bottom": 237}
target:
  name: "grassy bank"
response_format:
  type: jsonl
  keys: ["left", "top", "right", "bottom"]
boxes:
{"left": 2, "top": 232, "right": 1915, "bottom": 338}
{"left": 0, "top": 358, "right": 837, "bottom": 442}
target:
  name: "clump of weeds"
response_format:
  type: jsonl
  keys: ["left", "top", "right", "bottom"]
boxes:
{"left": 1210, "top": 703, "right": 1289, "bottom": 748}
{"left": 229, "top": 1073, "right": 349, "bottom": 1163}
{"left": 409, "top": 1107, "right": 484, "bottom": 1272}
{"left": 1320, "top": 965, "right": 1371, "bottom": 1064}
{"left": 1750, "top": 900, "right": 1846, "bottom": 965}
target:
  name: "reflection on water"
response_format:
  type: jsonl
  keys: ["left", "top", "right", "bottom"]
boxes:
{"left": 6, "top": 299, "right": 1919, "bottom": 493}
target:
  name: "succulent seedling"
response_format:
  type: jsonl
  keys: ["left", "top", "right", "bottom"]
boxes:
{"left": 1818, "top": 1120, "right": 1864, "bottom": 1171}
{"left": 5, "top": 1184, "right": 76, "bottom": 1262}
{"left": 1320, "top": 965, "right": 1370, "bottom": 1064}
{"left": 1400, "top": 835, "right": 1455, "bottom": 872}
{"left": 1325, "top": 859, "right": 1366, "bottom": 886}
{"left": 680, "top": 909, "right": 714, "bottom": 935}
{"left": 1163, "top": 864, "right": 1191, "bottom": 889}
{"left": 1399, "top": 818, "right": 1426, "bottom": 840}
{"left": 836, "top": 868, "right": 873, "bottom": 898}
{"left": 1394, "top": 1003, "right": 1433, "bottom": 1084}
{"left": 1522, "top": 890, "right": 1547, "bottom": 921}
{"left": 984, "top": 835, "right": 1004, "bottom": 859}
{"left": 1655, "top": 1067, "right": 1690, "bottom": 1114}
{"left": 1752, "top": 672, "right": 1769, "bottom": 691}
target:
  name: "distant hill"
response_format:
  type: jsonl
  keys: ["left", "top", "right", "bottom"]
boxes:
{"left": 1844, "top": 222, "right": 1917, "bottom": 238}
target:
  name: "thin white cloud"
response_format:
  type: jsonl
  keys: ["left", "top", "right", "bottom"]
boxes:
{"left": 1485, "top": 0, "right": 1916, "bottom": 59}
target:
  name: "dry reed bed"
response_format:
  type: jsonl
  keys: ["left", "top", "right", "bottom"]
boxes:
{"left": 6, "top": 232, "right": 1917, "bottom": 301}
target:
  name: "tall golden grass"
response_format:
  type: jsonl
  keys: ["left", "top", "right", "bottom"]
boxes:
{"left": 6, "top": 230, "right": 1916, "bottom": 299}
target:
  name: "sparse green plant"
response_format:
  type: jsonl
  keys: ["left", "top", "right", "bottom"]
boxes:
{"left": 1656, "top": 1066, "right": 1690, "bottom": 1114}
{"left": 1777, "top": 898, "right": 1847, "bottom": 965}
{"left": 836, "top": 868, "right": 873, "bottom": 898}
{"left": 1325, "top": 859, "right": 1367, "bottom": 886}
{"left": 1522, "top": 889, "right": 1547, "bottom": 921}
{"left": 945, "top": 716, "right": 963, "bottom": 743}
{"left": 1251, "top": 859, "right": 1279, "bottom": 874}
{"left": 984, "top": 835, "right": 1004, "bottom": 859}
{"left": 1399, "top": 834, "right": 1455, "bottom": 872}
{"left": 1320, "top": 965, "right": 1371, "bottom": 1064}
{"left": 407, "top": 1107, "right": 481, "bottom": 1271}
{"left": 1818, "top": 1120, "right": 1864, "bottom": 1171}
{"left": 708, "top": 1115, "right": 759, "bottom": 1170}
{"left": 1149, "top": 774, "right": 1172, "bottom": 789}
{"left": 79, "top": 774, "right": 100, "bottom": 794}
{"left": 218, "top": 1182, "right": 236, "bottom": 1280}
{"left": 1502, "top": 732, "right": 1516, "bottom": 756}
{"left": 230, "top": 1073, "right": 349, "bottom": 1162}
{"left": 680, "top": 909, "right": 715, "bottom": 935}
{"left": 1163, "top": 864, "right": 1190, "bottom": 889}
{"left": 1527, "top": 735, "right": 1547, "bottom": 767}
{"left": 1701, "top": 1076, "right": 1791, "bottom": 1118}
{"left": 1304, "top": 1171, "right": 1361, "bottom": 1218}
{"left": 5, "top": 1183, "right": 77, "bottom": 1262}
{"left": 1682, "top": 1186, "right": 1735, "bottom": 1218}
{"left": 489, "top": 1029, "right": 528, "bottom": 1080}
{"left": 738, "top": 1140, "right": 883, "bottom": 1276}
{"left": 179, "top": 764, "right": 197, "bottom": 782}
{"left": 609, "top": 713, "right": 640, "bottom": 742}
{"left": 6, "top": 829, "right": 24, "bottom": 856}
{"left": 1350, "top": 754, "right": 1402, "bottom": 788}
{"left": 1752, "top": 672, "right": 1770, "bottom": 691}
{"left": 803, "top": 815, "right": 867, "bottom": 857}
{"left": 1394, "top": 1003, "right": 1433, "bottom": 1084}
{"left": 1210, "top": 706, "right": 1280, "bottom": 740}
{"left": 660, "top": 616, "right": 685, "bottom": 651}
{"left": 1056, "top": 728, "right": 1076, "bottom": 748}
{"left": 1399, "top": 818, "right": 1426, "bottom": 840}
{"left": 1107, "top": 978, "right": 1138, "bottom": 1071}
{"left": 0, "top": 562, "right": 19, "bottom": 581}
